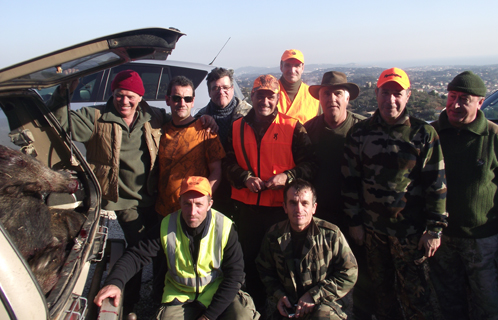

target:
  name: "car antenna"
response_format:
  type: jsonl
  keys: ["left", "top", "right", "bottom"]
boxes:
{"left": 209, "top": 37, "right": 231, "bottom": 65}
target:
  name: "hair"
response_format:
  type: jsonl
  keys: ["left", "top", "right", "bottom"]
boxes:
{"left": 166, "top": 76, "right": 195, "bottom": 97}
{"left": 283, "top": 179, "right": 317, "bottom": 205}
{"left": 206, "top": 68, "right": 234, "bottom": 90}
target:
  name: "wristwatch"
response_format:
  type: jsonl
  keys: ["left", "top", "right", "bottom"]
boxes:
{"left": 427, "top": 230, "right": 442, "bottom": 239}
{"left": 285, "top": 171, "right": 294, "bottom": 185}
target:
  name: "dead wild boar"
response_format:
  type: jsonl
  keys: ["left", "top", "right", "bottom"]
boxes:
{"left": 0, "top": 145, "right": 86, "bottom": 294}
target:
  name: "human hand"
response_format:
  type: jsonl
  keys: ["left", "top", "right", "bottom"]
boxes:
{"left": 349, "top": 225, "right": 365, "bottom": 246}
{"left": 418, "top": 231, "right": 441, "bottom": 258}
{"left": 244, "top": 176, "right": 265, "bottom": 193}
{"left": 200, "top": 115, "right": 219, "bottom": 134}
{"left": 277, "top": 296, "right": 294, "bottom": 318}
{"left": 264, "top": 173, "right": 287, "bottom": 190}
{"left": 93, "top": 284, "right": 121, "bottom": 307}
{"left": 294, "top": 292, "right": 315, "bottom": 318}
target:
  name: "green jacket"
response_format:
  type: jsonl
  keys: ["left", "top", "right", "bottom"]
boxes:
{"left": 433, "top": 110, "right": 498, "bottom": 238}
{"left": 49, "top": 92, "right": 170, "bottom": 210}
{"left": 256, "top": 218, "right": 357, "bottom": 314}
{"left": 342, "top": 110, "right": 448, "bottom": 238}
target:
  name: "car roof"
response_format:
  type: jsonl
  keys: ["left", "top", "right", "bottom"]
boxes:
{"left": 0, "top": 28, "right": 184, "bottom": 91}
{"left": 129, "top": 59, "right": 218, "bottom": 71}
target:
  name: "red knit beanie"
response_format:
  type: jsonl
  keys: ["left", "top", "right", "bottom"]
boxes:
{"left": 111, "top": 70, "right": 145, "bottom": 96}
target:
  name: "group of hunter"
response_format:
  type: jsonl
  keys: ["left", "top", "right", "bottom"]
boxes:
{"left": 50, "top": 48, "right": 498, "bottom": 320}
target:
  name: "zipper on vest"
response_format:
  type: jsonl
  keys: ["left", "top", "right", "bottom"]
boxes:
{"left": 256, "top": 138, "right": 262, "bottom": 205}
{"left": 194, "top": 261, "right": 200, "bottom": 301}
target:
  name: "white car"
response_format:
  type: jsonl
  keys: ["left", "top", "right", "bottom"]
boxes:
{"left": 37, "top": 60, "right": 245, "bottom": 115}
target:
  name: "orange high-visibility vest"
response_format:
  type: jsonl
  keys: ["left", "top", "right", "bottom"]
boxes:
{"left": 278, "top": 81, "right": 320, "bottom": 124}
{"left": 231, "top": 113, "right": 297, "bottom": 207}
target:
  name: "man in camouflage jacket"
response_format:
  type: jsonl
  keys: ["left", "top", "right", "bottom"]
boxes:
{"left": 342, "top": 68, "right": 447, "bottom": 320}
{"left": 256, "top": 179, "right": 357, "bottom": 320}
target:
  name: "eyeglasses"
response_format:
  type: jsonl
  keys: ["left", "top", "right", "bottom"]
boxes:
{"left": 211, "top": 85, "right": 233, "bottom": 92}
{"left": 170, "top": 95, "right": 194, "bottom": 103}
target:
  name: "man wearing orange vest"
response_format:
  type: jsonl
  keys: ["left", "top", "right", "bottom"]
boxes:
{"left": 278, "top": 49, "right": 320, "bottom": 124}
{"left": 225, "top": 74, "right": 317, "bottom": 313}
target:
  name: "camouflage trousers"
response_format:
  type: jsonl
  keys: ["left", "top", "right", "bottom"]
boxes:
{"left": 364, "top": 228, "right": 442, "bottom": 320}
{"left": 429, "top": 233, "right": 498, "bottom": 320}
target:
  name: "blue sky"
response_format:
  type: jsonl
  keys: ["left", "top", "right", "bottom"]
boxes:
{"left": 1, "top": 0, "right": 497, "bottom": 70}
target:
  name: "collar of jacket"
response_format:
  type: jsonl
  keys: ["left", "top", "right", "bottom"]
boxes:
{"left": 100, "top": 97, "right": 152, "bottom": 126}
{"left": 366, "top": 109, "right": 411, "bottom": 129}
{"left": 437, "top": 109, "right": 489, "bottom": 136}
{"left": 180, "top": 208, "right": 212, "bottom": 239}
{"left": 279, "top": 217, "right": 320, "bottom": 241}
{"left": 243, "top": 107, "right": 278, "bottom": 127}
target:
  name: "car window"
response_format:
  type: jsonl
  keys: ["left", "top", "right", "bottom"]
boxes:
{"left": 157, "top": 66, "right": 208, "bottom": 98}
{"left": 107, "top": 65, "right": 162, "bottom": 101}
{"left": 482, "top": 90, "right": 498, "bottom": 120}
{"left": 72, "top": 72, "right": 104, "bottom": 103}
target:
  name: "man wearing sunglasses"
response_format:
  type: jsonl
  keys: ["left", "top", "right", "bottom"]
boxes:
{"left": 155, "top": 76, "right": 225, "bottom": 218}
{"left": 195, "top": 68, "right": 252, "bottom": 223}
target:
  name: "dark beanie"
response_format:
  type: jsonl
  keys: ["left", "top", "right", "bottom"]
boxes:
{"left": 111, "top": 70, "right": 145, "bottom": 96}
{"left": 447, "top": 71, "right": 486, "bottom": 97}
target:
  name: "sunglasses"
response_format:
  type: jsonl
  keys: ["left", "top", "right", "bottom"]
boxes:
{"left": 170, "top": 95, "right": 194, "bottom": 103}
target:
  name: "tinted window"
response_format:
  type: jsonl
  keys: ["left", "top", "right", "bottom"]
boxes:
{"left": 72, "top": 71, "right": 104, "bottom": 102}
{"left": 106, "top": 64, "right": 208, "bottom": 102}
{"left": 482, "top": 90, "right": 498, "bottom": 120}
{"left": 158, "top": 66, "right": 208, "bottom": 98}
{"left": 106, "top": 65, "right": 162, "bottom": 101}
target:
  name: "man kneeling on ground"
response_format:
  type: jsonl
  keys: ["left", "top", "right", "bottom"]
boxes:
{"left": 256, "top": 179, "right": 357, "bottom": 319}
{"left": 94, "top": 176, "right": 259, "bottom": 320}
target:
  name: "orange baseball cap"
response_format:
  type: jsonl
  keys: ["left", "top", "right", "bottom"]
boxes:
{"left": 281, "top": 49, "right": 304, "bottom": 64}
{"left": 180, "top": 176, "right": 212, "bottom": 197}
{"left": 251, "top": 74, "right": 280, "bottom": 94}
{"left": 377, "top": 67, "right": 410, "bottom": 89}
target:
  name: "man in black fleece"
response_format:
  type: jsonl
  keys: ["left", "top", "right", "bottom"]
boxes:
{"left": 94, "top": 176, "right": 259, "bottom": 320}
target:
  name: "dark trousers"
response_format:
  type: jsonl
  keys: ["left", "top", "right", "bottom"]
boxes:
{"left": 235, "top": 201, "right": 287, "bottom": 312}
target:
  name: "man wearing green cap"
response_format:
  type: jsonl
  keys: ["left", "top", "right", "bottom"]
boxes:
{"left": 431, "top": 71, "right": 498, "bottom": 320}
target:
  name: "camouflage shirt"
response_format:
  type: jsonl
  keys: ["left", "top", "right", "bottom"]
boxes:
{"left": 256, "top": 218, "right": 357, "bottom": 309}
{"left": 341, "top": 110, "right": 448, "bottom": 238}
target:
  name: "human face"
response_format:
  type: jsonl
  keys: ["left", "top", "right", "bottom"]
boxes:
{"left": 280, "top": 58, "right": 304, "bottom": 84}
{"left": 376, "top": 82, "right": 411, "bottom": 125}
{"left": 319, "top": 87, "right": 349, "bottom": 127}
{"left": 283, "top": 187, "right": 317, "bottom": 232}
{"left": 446, "top": 91, "right": 484, "bottom": 128}
{"left": 180, "top": 191, "right": 213, "bottom": 228}
{"left": 113, "top": 89, "right": 143, "bottom": 120}
{"left": 251, "top": 90, "right": 278, "bottom": 121}
{"left": 209, "top": 76, "right": 234, "bottom": 108}
{"left": 166, "top": 85, "right": 195, "bottom": 124}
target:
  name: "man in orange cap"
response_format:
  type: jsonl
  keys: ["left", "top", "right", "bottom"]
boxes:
{"left": 225, "top": 74, "right": 317, "bottom": 312}
{"left": 278, "top": 49, "right": 320, "bottom": 124}
{"left": 94, "top": 176, "right": 259, "bottom": 320}
{"left": 342, "top": 67, "right": 447, "bottom": 319}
